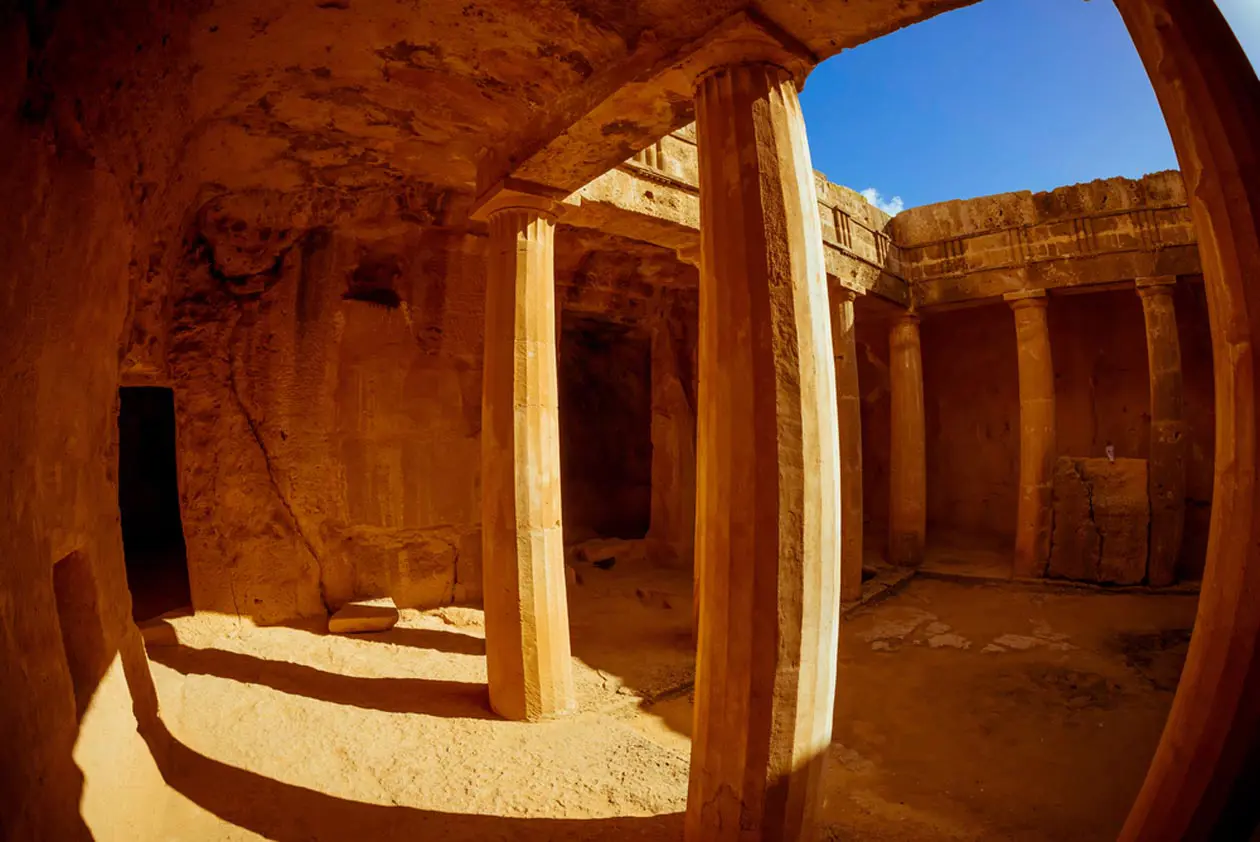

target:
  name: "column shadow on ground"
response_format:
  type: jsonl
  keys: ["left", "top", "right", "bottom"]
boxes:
{"left": 147, "top": 644, "right": 495, "bottom": 719}
{"left": 141, "top": 718, "right": 683, "bottom": 842}
{"left": 278, "top": 620, "right": 488, "bottom": 656}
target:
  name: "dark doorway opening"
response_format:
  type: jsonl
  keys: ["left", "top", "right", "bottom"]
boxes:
{"left": 559, "top": 316, "right": 653, "bottom": 542}
{"left": 118, "top": 387, "right": 191, "bottom": 622}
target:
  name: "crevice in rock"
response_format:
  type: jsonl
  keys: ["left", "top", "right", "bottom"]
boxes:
{"left": 1082, "top": 466, "right": 1104, "bottom": 580}
{"left": 225, "top": 308, "right": 331, "bottom": 615}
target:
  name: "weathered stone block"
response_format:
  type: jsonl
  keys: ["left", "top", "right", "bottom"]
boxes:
{"left": 1049, "top": 457, "right": 1150, "bottom": 584}
{"left": 328, "top": 598, "right": 399, "bottom": 634}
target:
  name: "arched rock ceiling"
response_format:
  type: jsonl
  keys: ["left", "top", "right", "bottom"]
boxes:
{"left": 182, "top": 0, "right": 976, "bottom": 210}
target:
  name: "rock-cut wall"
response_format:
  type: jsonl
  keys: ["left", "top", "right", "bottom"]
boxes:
{"left": 168, "top": 202, "right": 489, "bottom": 622}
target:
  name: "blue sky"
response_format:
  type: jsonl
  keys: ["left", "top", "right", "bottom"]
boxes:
{"left": 801, "top": 0, "right": 1260, "bottom": 214}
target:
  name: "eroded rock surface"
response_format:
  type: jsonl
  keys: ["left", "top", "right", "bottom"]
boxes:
{"left": 1050, "top": 457, "right": 1150, "bottom": 584}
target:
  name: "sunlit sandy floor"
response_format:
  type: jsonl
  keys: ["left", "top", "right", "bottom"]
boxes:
{"left": 145, "top": 561, "right": 1196, "bottom": 841}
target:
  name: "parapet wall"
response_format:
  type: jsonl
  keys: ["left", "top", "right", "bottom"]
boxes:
{"left": 893, "top": 171, "right": 1201, "bottom": 307}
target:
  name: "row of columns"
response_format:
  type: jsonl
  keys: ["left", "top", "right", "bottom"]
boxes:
{"left": 473, "top": 17, "right": 1188, "bottom": 840}
{"left": 883, "top": 279, "right": 1187, "bottom": 585}
{"left": 477, "top": 17, "right": 846, "bottom": 837}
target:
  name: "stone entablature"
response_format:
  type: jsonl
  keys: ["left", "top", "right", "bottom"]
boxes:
{"left": 566, "top": 132, "right": 1197, "bottom": 313}
{"left": 565, "top": 124, "right": 909, "bottom": 304}
{"left": 893, "top": 171, "right": 1201, "bottom": 308}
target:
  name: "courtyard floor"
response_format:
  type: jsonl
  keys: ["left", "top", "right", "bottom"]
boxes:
{"left": 142, "top": 560, "right": 1197, "bottom": 841}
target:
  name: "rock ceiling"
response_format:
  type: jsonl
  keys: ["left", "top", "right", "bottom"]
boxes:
{"left": 178, "top": 0, "right": 976, "bottom": 209}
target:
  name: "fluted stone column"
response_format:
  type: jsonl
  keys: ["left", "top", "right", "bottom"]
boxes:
{"left": 831, "top": 285, "right": 864, "bottom": 602}
{"left": 1006, "top": 290, "right": 1055, "bottom": 579}
{"left": 889, "top": 313, "right": 926, "bottom": 567}
{"left": 1137, "top": 276, "right": 1186, "bottom": 586}
{"left": 480, "top": 194, "right": 575, "bottom": 722}
{"left": 687, "top": 57, "right": 841, "bottom": 842}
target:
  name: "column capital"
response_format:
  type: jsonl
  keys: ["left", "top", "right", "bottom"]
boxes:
{"left": 470, "top": 176, "right": 567, "bottom": 222}
{"left": 1137, "top": 275, "right": 1179, "bottom": 297}
{"left": 1005, "top": 289, "right": 1049, "bottom": 310}
{"left": 688, "top": 9, "right": 818, "bottom": 91}
{"left": 893, "top": 309, "right": 920, "bottom": 326}
{"left": 675, "top": 241, "right": 702, "bottom": 268}
{"left": 831, "top": 283, "right": 863, "bottom": 303}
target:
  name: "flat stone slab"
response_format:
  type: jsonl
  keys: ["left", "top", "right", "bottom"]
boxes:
{"left": 328, "top": 598, "right": 399, "bottom": 634}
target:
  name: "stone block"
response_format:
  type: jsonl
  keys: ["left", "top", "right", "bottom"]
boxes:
{"left": 328, "top": 598, "right": 399, "bottom": 634}
{"left": 1049, "top": 457, "right": 1150, "bottom": 584}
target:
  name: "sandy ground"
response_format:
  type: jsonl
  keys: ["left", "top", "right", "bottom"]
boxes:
{"left": 145, "top": 562, "right": 1196, "bottom": 841}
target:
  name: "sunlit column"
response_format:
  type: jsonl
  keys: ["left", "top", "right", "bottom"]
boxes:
{"left": 480, "top": 190, "right": 575, "bottom": 721}
{"left": 687, "top": 47, "right": 840, "bottom": 842}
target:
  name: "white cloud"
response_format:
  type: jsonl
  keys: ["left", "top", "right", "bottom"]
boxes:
{"left": 860, "top": 187, "right": 905, "bottom": 216}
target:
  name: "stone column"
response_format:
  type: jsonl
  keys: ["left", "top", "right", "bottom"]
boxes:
{"left": 1006, "top": 290, "right": 1055, "bottom": 579}
{"left": 1115, "top": 2, "right": 1260, "bottom": 837}
{"left": 479, "top": 190, "right": 575, "bottom": 722}
{"left": 888, "top": 313, "right": 926, "bottom": 567}
{"left": 831, "top": 285, "right": 864, "bottom": 602}
{"left": 647, "top": 307, "right": 696, "bottom": 567}
{"left": 687, "top": 53, "right": 841, "bottom": 842}
{"left": 1136, "top": 276, "right": 1186, "bottom": 587}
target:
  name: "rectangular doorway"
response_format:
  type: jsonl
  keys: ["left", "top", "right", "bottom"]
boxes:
{"left": 118, "top": 387, "right": 191, "bottom": 622}
{"left": 558, "top": 316, "right": 653, "bottom": 542}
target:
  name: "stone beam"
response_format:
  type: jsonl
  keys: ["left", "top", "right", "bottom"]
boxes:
{"left": 561, "top": 148, "right": 909, "bottom": 305}
{"left": 474, "top": 10, "right": 817, "bottom": 208}
{"left": 470, "top": 1, "right": 979, "bottom": 208}
{"left": 897, "top": 173, "right": 1201, "bottom": 308}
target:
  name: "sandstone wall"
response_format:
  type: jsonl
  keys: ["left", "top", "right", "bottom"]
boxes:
{"left": 169, "top": 220, "right": 488, "bottom": 621}
{"left": 0, "top": 2, "right": 202, "bottom": 839}
{"left": 922, "top": 304, "right": 1020, "bottom": 546}
{"left": 1051, "top": 289, "right": 1153, "bottom": 464}
{"left": 881, "top": 284, "right": 1215, "bottom": 577}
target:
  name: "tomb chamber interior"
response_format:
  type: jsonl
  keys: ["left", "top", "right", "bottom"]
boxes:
{"left": 1, "top": 0, "right": 1257, "bottom": 840}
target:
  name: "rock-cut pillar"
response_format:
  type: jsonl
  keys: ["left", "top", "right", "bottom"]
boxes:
{"left": 888, "top": 313, "right": 926, "bottom": 567}
{"left": 1137, "top": 276, "right": 1186, "bottom": 586}
{"left": 831, "top": 285, "right": 864, "bottom": 602}
{"left": 1006, "top": 290, "right": 1055, "bottom": 579}
{"left": 480, "top": 192, "right": 575, "bottom": 722}
{"left": 687, "top": 56, "right": 842, "bottom": 842}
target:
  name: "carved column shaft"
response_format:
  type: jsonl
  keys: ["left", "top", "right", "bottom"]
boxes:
{"left": 688, "top": 59, "right": 841, "bottom": 842}
{"left": 1007, "top": 291, "right": 1055, "bottom": 578}
{"left": 831, "top": 286, "right": 864, "bottom": 601}
{"left": 888, "top": 313, "right": 926, "bottom": 567}
{"left": 481, "top": 200, "right": 575, "bottom": 722}
{"left": 1137, "top": 277, "right": 1186, "bottom": 586}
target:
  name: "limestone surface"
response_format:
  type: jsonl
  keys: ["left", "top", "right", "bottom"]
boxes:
{"left": 328, "top": 598, "right": 400, "bottom": 634}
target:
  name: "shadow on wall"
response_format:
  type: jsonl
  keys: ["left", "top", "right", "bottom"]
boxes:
{"left": 139, "top": 717, "right": 684, "bottom": 841}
